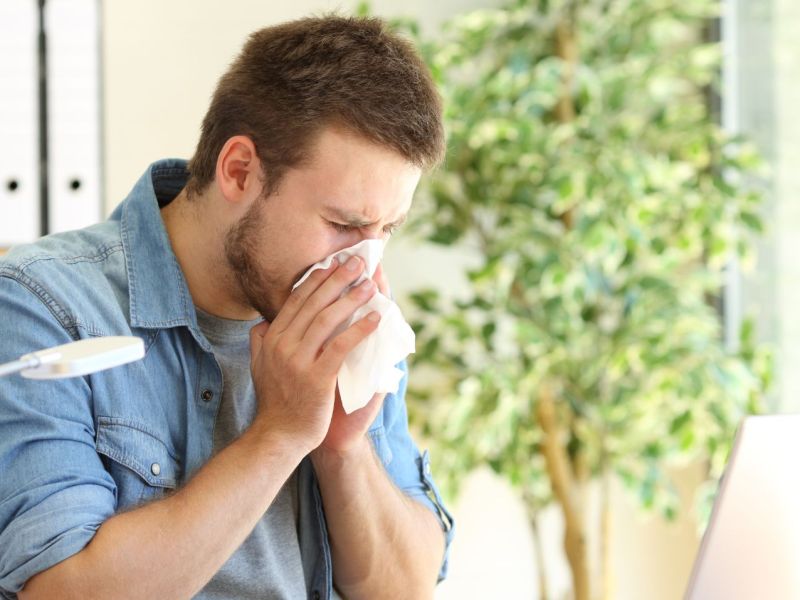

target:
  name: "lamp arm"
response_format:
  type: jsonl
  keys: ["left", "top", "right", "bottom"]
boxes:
{"left": 0, "top": 356, "right": 41, "bottom": 378}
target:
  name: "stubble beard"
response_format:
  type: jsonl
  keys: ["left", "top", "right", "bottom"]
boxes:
{"left": 224, "top": 200, "right": 282, "bottom": 322}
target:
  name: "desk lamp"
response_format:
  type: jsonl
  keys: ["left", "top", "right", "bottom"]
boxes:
{"left": 0, "top": 336, "right": 144, "bottom": 379}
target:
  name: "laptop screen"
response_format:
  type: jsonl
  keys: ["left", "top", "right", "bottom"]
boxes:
{"left": 685, "top": 414, "right": 800, "bottom": 599}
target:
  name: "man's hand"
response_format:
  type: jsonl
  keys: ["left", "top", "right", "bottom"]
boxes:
{"left": 315, "top": 262, "right": 392, "bottom": 457}
{"left": 248, "top": 255, "right": 381, "bottom": 455}
{"left": 317, "top": 389, "right": 385, "bottom": 457}
{"left": 311, "top": 259, "right": 445, "bottom": 600}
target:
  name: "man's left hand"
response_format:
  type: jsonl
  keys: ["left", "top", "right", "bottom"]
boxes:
{"left": 314, "top": 262, "right": 391, "bottom": 458}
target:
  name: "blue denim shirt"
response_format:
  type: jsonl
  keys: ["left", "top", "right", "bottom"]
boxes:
{"left": 0, "top": 159, "right": 454, "bottom": 599}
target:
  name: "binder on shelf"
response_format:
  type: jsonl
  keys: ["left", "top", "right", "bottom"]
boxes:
{"left": 0, "top": 0, "right": 41, "bottom": 247}
{"left": 46, "top": 0, "right": 102, "bottom": 234}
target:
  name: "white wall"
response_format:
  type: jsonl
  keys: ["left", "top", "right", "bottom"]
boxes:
{"left": 425, "top": 461, "right": 703, "bottom": 600}
{"left": 101, "top": 0, "right": 493, "bottom": 209}
{"left": 102, "top": 2, "right": 704, "bottom": 598}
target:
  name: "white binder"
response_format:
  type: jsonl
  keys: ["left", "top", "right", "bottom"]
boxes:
{"left": 46, "top": 0, "right": 101, "bottom": 234}
{"left": 0, "top": 0, "right": 41, "bottom": 247}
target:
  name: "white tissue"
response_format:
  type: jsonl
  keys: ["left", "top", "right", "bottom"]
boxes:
{"left": 292, "top": 239, "right": 415, "bottom": 413}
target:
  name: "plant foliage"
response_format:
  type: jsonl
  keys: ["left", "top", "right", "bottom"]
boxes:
{"left": 400, "top": 0, "right": 772, "bottom": 528}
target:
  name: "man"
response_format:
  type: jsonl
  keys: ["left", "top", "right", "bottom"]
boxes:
{"left": 0, "top": 16, "right": 453, "bottom": 600}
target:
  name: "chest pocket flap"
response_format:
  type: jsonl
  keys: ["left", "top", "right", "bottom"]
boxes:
{"left": 96, "top": 416, "right": 180, "bottom": 488}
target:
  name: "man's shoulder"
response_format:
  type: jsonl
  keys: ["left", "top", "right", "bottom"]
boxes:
{"left": 0, "top": 219, "right": 130, "bottom": 334}
{"left": 1, "top": 219, "right": 122, "bottom": 275}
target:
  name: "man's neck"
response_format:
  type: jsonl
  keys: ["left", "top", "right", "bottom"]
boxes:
{"left": 161, "top": 189, "right": 259, "bottom": 321}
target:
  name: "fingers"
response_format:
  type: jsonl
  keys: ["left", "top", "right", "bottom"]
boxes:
{"left": 249, "top": 320, "right": 270, "bottom": 370}
{"left": 346, "top": 391, "right": 386, "bottom": 420}
{"left": 297, "top": 278, "right": 378, "bottom": 361}
{"left": 317, "top": 311, "right": 382, "bottom": 374}
{"left": 269, "top": 260, "right": 338, "bottom": 333}
{"left": 356, "top": 391, "right": 387, "bottom": 427}
{"left": 251, "top": 320, "right": 270, "bottom": 338}
{"left": 281, "top": 255, "right": 368, "bottom": 343}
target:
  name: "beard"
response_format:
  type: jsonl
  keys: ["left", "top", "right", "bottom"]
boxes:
{"left": 223, "top": 200, "right": 283, "bottom": 322}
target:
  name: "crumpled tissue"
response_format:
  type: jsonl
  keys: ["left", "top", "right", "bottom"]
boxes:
{"left": 292, "top": 239, "right": 415, "bottom": 413}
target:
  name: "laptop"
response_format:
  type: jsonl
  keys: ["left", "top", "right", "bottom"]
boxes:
{"left": 685, "top": 414, "right": 800, "bottom": 599}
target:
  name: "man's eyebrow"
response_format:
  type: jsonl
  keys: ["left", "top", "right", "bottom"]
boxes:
{"left": 323, "top": 206, "right": 408, "bottom": 228}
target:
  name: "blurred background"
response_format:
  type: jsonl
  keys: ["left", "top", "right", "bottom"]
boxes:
{"left": 1, "top": 1, "right": 798, "bottom": 598}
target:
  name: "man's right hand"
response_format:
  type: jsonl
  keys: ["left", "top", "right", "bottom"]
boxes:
{"left": 248, "top": 254, "right": 381, "bottom": 455}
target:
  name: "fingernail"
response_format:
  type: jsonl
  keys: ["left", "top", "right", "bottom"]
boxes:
{"left": 358, "top": 279, "right": 375, "bottom": 291}
{"left": 367, "top": 311, "right": 381, "bottom": 322}
{"left": 345, "top": 256, "right": 360, "bottom": 271}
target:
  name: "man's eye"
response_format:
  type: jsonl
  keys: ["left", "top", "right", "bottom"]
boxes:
{"left": 328, "top": 220, "right": 398, "bottom": 236}
{"left": 329, "top": 222, "right": 354, "bottom": 233}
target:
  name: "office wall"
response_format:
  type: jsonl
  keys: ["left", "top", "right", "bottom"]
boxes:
{"left": 102, "top": 2, "right": 703, "bottom": 598}
{"left": 101, "top": 0, "right": 494, "bottom": 210}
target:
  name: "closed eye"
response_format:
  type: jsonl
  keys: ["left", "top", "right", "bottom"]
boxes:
{"left": 328, "top": 221, "right": 356, "bottom": 233}
{"left": 328, "top": 221, "right": 400, "bottom": 237}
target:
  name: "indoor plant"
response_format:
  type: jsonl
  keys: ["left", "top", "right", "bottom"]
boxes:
{"left": 396, "top": 1, "right": 772, "bottom": 598}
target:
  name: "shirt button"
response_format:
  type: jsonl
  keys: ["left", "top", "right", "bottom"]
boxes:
{"left": 201, "top": 389, "right": 214, "bottom": 402}
{"left": 151, "top": 463, "right": 161, "bottom": 476}
{"left": 312, "top": 591, "right": 321, "bottom": 600}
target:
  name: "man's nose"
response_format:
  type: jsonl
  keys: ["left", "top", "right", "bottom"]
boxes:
{"left": 358, "top": 226, "right": 385, "bottom": 242}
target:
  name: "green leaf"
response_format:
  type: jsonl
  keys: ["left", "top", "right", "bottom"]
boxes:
{"left": 669, "top": 410, "right": 692, "bottom": 435}
{"left": 408, "top": 289, "right": 440, "bottom": 312}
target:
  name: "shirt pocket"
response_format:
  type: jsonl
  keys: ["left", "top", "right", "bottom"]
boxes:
{"left": 95, "top": 416, "right": 181, "bottom": 510}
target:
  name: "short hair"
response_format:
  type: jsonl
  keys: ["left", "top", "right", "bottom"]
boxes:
{"left": 186, "top": 15, "right": 445, "bottom": 197}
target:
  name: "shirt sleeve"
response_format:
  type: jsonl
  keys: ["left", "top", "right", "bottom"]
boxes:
{"left": 374, "top": 360, "right": 455, "bottom": 583}
{"left": 0, "top": 274, "right": 117, "bottom": 598}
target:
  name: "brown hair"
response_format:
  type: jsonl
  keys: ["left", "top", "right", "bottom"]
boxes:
{"left": 186, "top": 15, "right": 444, "bottom": 197}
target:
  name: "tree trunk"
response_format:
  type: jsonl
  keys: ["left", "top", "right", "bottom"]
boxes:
{"left": 600, "top": 467, "right": 614, "bottom": 600}
{"left": 543, "top": 8, "right": 590, "bottom": 598}
{"left": 536, "top": 385, "right": 590, "bottom": 600}
{"left": 528, "top": 505, "right": 551, "bottom": 600}
{"left": 554, "top": 19, "right": 578, "bottom": 124}
{"left": 554, "top": 13, "right": 579, "bottom": 231}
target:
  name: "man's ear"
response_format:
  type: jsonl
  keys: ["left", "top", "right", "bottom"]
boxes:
{"left": 214, "top": 135, "right": 263, "bottom": 205}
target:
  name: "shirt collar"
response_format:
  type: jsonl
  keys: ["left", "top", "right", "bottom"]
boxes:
{"left": 112, "top": 159, "right": 211, "bottom": 350}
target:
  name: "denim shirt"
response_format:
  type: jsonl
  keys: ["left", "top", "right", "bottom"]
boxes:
{"left": 0, "top": 159, "right": 454, "bottom": 599}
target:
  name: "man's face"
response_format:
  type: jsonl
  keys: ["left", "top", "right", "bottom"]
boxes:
{"left": 225, "top": 127, "right": 422, "bottom": 321}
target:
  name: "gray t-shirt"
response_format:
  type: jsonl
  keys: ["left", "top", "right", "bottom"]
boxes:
{"left": 195, "top": 308, "right": 307, "bottom": 600}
